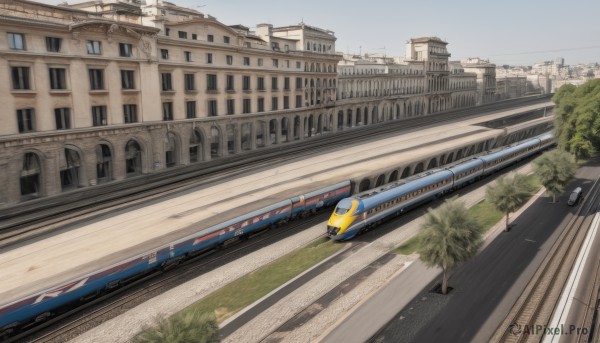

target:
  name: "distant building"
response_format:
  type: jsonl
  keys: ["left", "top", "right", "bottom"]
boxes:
{"left": 461, "top": 58, "right": 496, "bottom": 105}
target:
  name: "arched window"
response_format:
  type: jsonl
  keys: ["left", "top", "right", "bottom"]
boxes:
{"left": 189, "top": 129, "right": 203, "bottom": 163}
{"left": 125, "top": 140, "right": 143, "bottom": 176}
{"left": 60, "top": 148, "right": 81, "bottom": 190}
{"left": 165, "top": 133, "right": 178, "bottom": 168}
{"left": 20, "top": 152, "right": 41, "bottom": 198}
{"left": 96, "top": 144, "right": 112, "bottom": 183}
{"left": 210, "top": 126, "right": 221, "bottom": 158}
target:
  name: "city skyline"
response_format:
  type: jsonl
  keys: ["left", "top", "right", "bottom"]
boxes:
{"left": 33, "top": 0, "right": 600, "bottom": 66}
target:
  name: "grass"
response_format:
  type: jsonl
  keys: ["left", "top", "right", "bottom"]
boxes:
{"left": 395, "top": 173, "right": 542, "bottom": 255}
{"left": 177, "top": 237, "right": 344, "bottom": 324}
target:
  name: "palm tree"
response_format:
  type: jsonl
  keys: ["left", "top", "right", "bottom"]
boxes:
{"left": 534, "top": 150, "right": 577, "bottom": 203}
{"left": 486, "top": 173, "right": 532, "bottom": 232}
{"left": 133, "top": 310, "right": 220, "bottom": 343}
{"left": 418, "top": 198, "right": 483, "bottom": 295}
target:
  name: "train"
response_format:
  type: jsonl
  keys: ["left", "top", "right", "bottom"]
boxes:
{"left": 327, "top": 132, "right": 555, "bottom": 241}
{"left": 0, "top": 181, "right": 352, "bottom": 338}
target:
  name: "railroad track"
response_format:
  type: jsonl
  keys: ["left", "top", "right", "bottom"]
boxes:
{"left": 491, "top": 176, "right": 600, "bottom": 343}
{"left": 10, "top": 214, "right": 330, "bottom": 343}
{"left": 0, "top": 96, "right": 552, "bottom": 246}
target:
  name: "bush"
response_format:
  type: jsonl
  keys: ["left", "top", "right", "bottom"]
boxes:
{"left": 132, "top": 310, "right": 219, "bottom": 343}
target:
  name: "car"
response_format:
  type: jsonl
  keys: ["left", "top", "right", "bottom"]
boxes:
{"left": 567, "top": 187, "right": 583, "bottom": 206}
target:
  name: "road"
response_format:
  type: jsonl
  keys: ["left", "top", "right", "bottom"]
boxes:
{"left": 368, "top": 159, "right": 600, "bottom": 343}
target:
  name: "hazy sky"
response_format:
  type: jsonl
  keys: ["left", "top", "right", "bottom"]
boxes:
{"left": 35, "top": 0, "right": 600, "bottom": 66}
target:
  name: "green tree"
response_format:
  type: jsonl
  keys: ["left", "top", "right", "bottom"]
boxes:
{"left": 486, "top": 173, "right": 532, "bottom": 232}
{"left": 133, "top": 310, "right": 220, "bottom": 343}
{"left": 533, "top": 150, "right": 577, "bottom": 203}
{"left": 418, "top": 198, "right": 483, "bottom": 295}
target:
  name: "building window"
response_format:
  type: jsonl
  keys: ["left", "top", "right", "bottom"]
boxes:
{"left": 283, "top": 96, "right": 289, "bottom": 109}
{"left": 226, "top": 75, "right": 234, "bottom": 91}
{"left": 162, "top": 102, "right": 173, "bottom": 120}
{"left": 48, "top": 68, "right": 67, "bottom": 90}
{"left": 186, "top": 101, "right": 196, "bottom": 118}
{"left": 243, "top": 75, "right": 251, "bottom": 90}
{"left": 286, "top": 60, "right": 290, "bottom": 68}
{"left": 88, "top": 69, "right": 104, "bottom": 90}
{"left": 257, "top": 77, "right": 265, "bottom": 90}
{"left": 224, "top": 36, "right": 230, "bottom": 44}
{"left": 161, "top": 49, "right": 169, "bottom": 59}
{"left": 284, "top": 77, "right": 290, "bottom": 90}
{"left": 119, "top": 43, "right": 133, "bottom": 57}
{"left": 207, "top": 74, "right": 217, "bottom": 91}
{"left": 271, "top": 97, "right": 278, "bottom": 111}
{"left": 178, "top": 31, "right": 187, "bottom": 39}
{"left": 243, "top": 98, "right": 251, "bottom": 113}
{"left": 11, "top": 66, "right": 30, "bottom": 90}
{"left": 192, "top": 33, "right": 197, "bottom": 40}
{"left": 86, "top": 40, "right": 102, "bottom": 55}
{"left": 272, "top": 59, "right": 278, "bottom": 67}
{"left": 207, "top": 34, "right": 214, "bottom": 42}
{"left": 185, "top": 51, "right": 192, "bottom": 62}
{"left": 8, "top": 33, "right": 25, "bottom": 50}
{"left": 243, "top": 57, "right": 250, "bottom": 66}
{"left": 258, "top": 58, "right": 263, "bottom": 66}
{"left": 92, "top": 106, "right": 107, "bottom": 126}
{"left": 296, "top": 61, "right": 301, "bottom": 69}
{"left": 161, "top": 72, "right": 172, "bottom": 91}
{"left": 165, "top": 28, "right": 170, "bottom": 36}
{"left": 296, "top": 77, "right": 302, "bottom": 89}
{"left": 271, "top": 77, "right": 278, "bottom": 90}
{"left": 206, "top": 53, "right": 213, "bottom": 64}
{"left": 227, "top": 99, "right": 235, "bottom": 115}
{"left": 123, "top": 104, "right": 137, "bottom": 123}
{"left": 258, "top": 97, "right": 264, "bottom": 112}
{"left": 226, "top": 55, "right": 233, "bottom": 65}
{"left": 184, "top": 73, "right": 195, "bottom": 91}
{"left": 208, "top": 100, "right": 217, "bottom": 116}
{"left": 54, "top": 108, "right": 71, "bottom": 130}
{"left": 296, "top": 95, "right": 302, "bottom": 108}
{"left": 16, "top": 108, "right": 35, "bottom": 132}
{"left": 45, "top": 37, "right": 61, "bottom": 52}
{"left": 121, "top": 70, "right": 135, "bottom": 89}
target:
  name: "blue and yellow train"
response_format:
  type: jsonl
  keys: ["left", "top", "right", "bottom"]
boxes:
{"left": 327, "top": 132, "right": 554, "bottom": 240}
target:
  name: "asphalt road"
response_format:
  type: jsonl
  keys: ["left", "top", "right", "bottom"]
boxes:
{"left": 370, "top": 159, "right": 600, "bottom": 343}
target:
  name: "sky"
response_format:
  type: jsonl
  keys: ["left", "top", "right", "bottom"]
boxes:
{"left": 35, "top": 0, "right": 600, "bottom": 66}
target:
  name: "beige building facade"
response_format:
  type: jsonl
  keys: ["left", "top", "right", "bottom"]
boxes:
{"left": 0, "top": 1, "right": 489, "bottom": 206}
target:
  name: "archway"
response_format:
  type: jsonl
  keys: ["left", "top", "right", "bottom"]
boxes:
{"left": 96, "top": 143, "right": 112, "bottom": 183}
{"left": 210, "top": 126, "right": 221, "bottom": 158}
{"left": 20, "top": 152, "right": 41, "bottom": 198}
{"left": 189, "top": 129, "right": 204, "bottom": 162}
{"left": 165, "top": 133, "right": 178, "bottom": 168}
{"left": 375, "top": 174, "right": 385, "bottom": 187}
{"left": 388, "top": 170, "right": 399, "bottom": 183}
{"left": 125, "top": 139, "right": 143, "bottom": 176}
{"left": 359, "top": 179, "right": 370, "bottom": 192}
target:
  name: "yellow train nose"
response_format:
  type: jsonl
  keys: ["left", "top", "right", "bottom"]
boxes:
{"left": 327, "top": 199, "right": 358, "bottom": 237}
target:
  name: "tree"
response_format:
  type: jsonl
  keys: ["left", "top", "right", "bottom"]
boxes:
{"left": 418, "top": 198, "right": 483, "bottom": 295}
{"left": 133, "top": 310, "right": 220, "bottom": 343}
{"left": 486, "top": 173, "right": 532, "bottom": 232}
{"left": 533, "top": 150, "right": 577, "bottom": 203}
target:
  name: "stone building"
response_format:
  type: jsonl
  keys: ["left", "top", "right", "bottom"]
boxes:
{"left": 461, "top": 57, "right": 497, "bottom": 105}
{"left": 0, "top": 1, "right": 486, "bottom": 206}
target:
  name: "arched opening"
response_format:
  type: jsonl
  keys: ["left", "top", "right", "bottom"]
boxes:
{"left": 96, "top": 144, "right": 112, "bottom": 183}
{"left": 426, "top": 158, "right": 438, "bottom": 170}
{"left": 359, "top": 179, "right": 370, "bottom": 192}
{"left": 125, "top": 139, "right": 143, "bottom": 176}
{"left": 281, "top": 118, "right": 289, "bottom": 142}
{"left": 210, "top": 126, "right": 221, "bottom": 158}
{"left": 363, "top": 111, "right": 368, "bottom": 125}
{"left": 307, "top": 115, "right": 314, "bottom": 137}
{"left": 375, "top": 174, "right": 385, "bottom": 187}
{"left": 241, "top": 123, "right": 252, "bottom": 150}
{"left": 338, "top": 111, "right": 344, "bottom": 129}
{"left": 189, "top": 129, "right": 204, "bottom": 162}
{"left": 293, "top": 116, "right": 301, "bottom": 140}
{"left": 269, "top": 119, "right": 278, "bottom": 144}
{"left": 414, "top": 162, "right": 424, "bottom": 174}
{"left": 226, "top": 124, "right": 236, "bottom": 154}
{"left": 256, "top": 121, "right": 266, "bottom": 148}
{"left": 317, "top": 114, "right": 323, "bottom": 134}
{"left": 388, "top": 170, "right": 399, "bottom": 183}
{"left": 165, "top": 133, "right": 178, "bottom": 168}
{"left": 20, "top": 152, "right": 41, "bottom": 198}
{"left": 401, "top": 167, "right": 411, "bottom": 179}
{"left": 446, "top": 152, "right": 454, "bottom": 164}
{"left": 456, "top": 149, "right": 464, "bottom": 160}
{"left": 60, "top": 148, "right": 81, "bottom": 190}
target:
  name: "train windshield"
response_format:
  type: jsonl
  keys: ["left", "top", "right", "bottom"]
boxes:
{"left": 334, "top": 199, "right": 353, "bottom": 215}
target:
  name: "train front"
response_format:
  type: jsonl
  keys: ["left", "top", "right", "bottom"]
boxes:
{"left": 327, "top": 198, "right": 361, "bottom": 241}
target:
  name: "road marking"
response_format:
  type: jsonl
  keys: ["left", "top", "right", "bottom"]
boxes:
{"left": 524, "top": 239, "right": 536, "bottom": 243}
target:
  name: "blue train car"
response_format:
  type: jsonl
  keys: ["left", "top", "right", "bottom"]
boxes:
{"left": 0, "top": 181, "right": 352, "bottom": 337}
